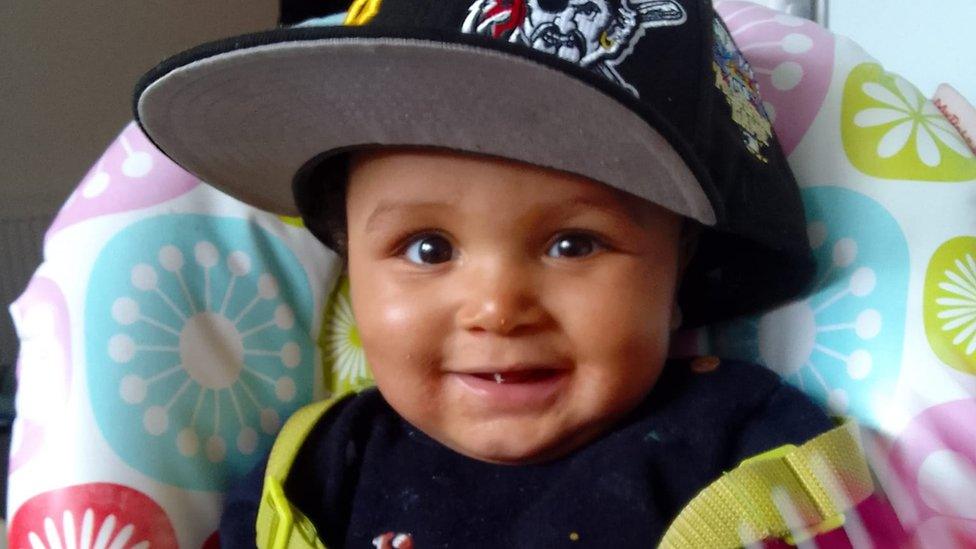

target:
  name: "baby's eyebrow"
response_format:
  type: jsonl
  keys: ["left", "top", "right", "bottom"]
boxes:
{"left": 365, "top": 200, "right": 452, "bottom": 233}
{"left": 364, "top": 196, "right": 641, "bottom": 233}
{"left": 554, "top": 196, "right": 643, "bottom": 226}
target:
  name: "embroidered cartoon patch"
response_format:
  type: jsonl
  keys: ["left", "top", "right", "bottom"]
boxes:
{"left": 711, "top": 17, "right": 773, "bottom": 163}
{"left": 462, "top": 0, "right": 687, "bottom": 96}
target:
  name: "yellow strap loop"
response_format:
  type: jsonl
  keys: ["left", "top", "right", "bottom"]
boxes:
{"left": 256, "top": 394, "right": 353, "bottom": 549}
{"left": 658, "top": 417, "right": 874, "bottom": 549}
{"left": 344, "top": 0, "right": 382, "bottom": 26}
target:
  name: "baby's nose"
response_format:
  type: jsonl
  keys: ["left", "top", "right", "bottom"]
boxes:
{"left": 455, "top": 262, "right": 547, "bottom": 335}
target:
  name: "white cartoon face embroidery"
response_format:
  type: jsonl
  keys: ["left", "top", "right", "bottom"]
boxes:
{"left": 523, "top": 0, "right": 614, "bottom": 64}
{"left": 462, "top": 0, "right": 688, "bottom": 96}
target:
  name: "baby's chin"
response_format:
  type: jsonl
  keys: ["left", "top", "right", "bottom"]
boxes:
{"left": 432, "top": 418, "right": 611, "bottom": 466}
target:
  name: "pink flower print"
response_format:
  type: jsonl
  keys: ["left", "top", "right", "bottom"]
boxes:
{"left": 47, "top": 121, "right": 199, "bottom": 238}
{"left": 8, "top": 275, "right": 71, "bottom": 472}
{"left": 888, "top": 398, "right": 976, "bottom": 546}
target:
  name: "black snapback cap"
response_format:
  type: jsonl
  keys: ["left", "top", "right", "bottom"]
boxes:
{"left": 133, "top": 0, "right": 815, "bottom": 327}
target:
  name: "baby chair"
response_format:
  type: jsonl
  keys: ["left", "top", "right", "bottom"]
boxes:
{"left": 7, "top": 1, "right": 976, "bottom": 546}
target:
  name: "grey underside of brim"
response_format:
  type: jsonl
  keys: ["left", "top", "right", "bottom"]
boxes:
{"left": 138, "top": 37, "right": 715, "bottom": 225}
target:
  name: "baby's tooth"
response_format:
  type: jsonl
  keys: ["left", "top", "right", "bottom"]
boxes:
{"left": 494, "top": 373, "right": 504, "bottom": 384}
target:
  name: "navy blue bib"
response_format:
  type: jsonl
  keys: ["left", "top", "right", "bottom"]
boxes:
{"left": 220, "top": 358, "right": 833, "bottom": 548}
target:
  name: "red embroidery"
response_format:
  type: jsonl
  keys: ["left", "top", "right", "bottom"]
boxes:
{"left": 481, "top": 0, "right": 528, "bottom": 38}
{"left": 372, "top": 531, "right": 415, "bottom": 549}
{"left": 934, "top": 97, "right": 976, "bottom": 153}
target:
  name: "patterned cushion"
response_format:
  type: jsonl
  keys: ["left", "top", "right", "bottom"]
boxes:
{"left": 8, "top": 1, "right": 976, "bottom": 545}
{"left": 7, "top": 122, "right": 342, "bottom": 546}
{"left": 710, "top": 1, "right": 976, "bottom": 545}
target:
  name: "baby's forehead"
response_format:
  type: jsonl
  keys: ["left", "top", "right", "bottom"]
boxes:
{"left": 357, "top": 186, "right": 670, "bottom": 237}
{"left": 346, "top": 148, "right": 672, "bottom": 222}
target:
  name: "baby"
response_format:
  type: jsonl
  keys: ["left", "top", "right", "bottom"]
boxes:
{"left": 132, "top": 0, "right": 868, "bottom": 546}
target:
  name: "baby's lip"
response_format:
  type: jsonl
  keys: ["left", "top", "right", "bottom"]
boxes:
{"left": 449, "top": 362, "right": 571, "bottom": 408}
{"left": 451, "top": 363, "right": 571, "bottom": 384}
{"left": 451, "top": 362, "right": 569, "bottom": 376}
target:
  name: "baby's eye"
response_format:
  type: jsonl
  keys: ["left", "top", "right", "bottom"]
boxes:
{"left": 547, "top": 232, "right": 604, "bottom": 258}
{"left": 401, "top": 233, "right": 454, "bottom": 265}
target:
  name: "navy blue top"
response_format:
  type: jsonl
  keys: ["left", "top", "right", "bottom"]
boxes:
{"left": 220, "top": 358, "right": 834, "bottom": 548}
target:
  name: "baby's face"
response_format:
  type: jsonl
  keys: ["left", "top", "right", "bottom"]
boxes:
{"left": 344, "top": 148, "right": 683, "bottom": 464}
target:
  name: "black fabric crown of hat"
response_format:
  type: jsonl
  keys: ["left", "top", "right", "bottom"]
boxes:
{"left": 134, "top": 0, "right": 816, "bottom": 327}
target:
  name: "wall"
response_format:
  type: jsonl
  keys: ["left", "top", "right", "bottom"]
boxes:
{"left": 0, "top": 1, "right": 277, "bottom": 220}
{"left": 0, "top": 2, "right": 277, "bottom": 366}
{"left": 829, "top": 0, "right": 975, "bottom": 102}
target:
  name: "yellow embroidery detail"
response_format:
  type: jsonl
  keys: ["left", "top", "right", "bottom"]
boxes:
{"left": 713, "top": 59, "right": 773, "bottom": 163}
{"left": 344, "top": 0, "right": 382, "bottom": 26}
{"left": 278, "top": 215, "right": 305, "bottom": 228}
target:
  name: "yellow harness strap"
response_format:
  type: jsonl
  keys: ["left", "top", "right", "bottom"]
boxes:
{"left": 659, "top": 418, "right": 874, "bottom": 548}
{"left": 254, "top": 399, "right": 871, "bottom": 549}
{"left": 256, "top": 395, "right": 348, "bottom": 549}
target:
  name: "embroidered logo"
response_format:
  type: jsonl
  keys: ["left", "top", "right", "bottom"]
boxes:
{"left": 373, "top": 532, "right": 414, "bottom": 549}
{"left": 711, "top": 17, "right": 773, "bottom": 163}
{"left": 462, "top": 0, "right": 687, "bottom": 96}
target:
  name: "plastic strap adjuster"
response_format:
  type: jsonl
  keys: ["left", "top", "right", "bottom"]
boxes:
{"left": 261, "top": 476, "right": 323, "bottom": 549}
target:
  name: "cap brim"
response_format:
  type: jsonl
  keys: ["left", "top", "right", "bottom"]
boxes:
{"left": 136, "top": 28, "right": 716, "bottom": 225}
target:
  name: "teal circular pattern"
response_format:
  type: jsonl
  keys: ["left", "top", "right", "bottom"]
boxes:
{"left": 86, "top": 214, "right": 315, "bottom": 490}
{"left": 711, "top": 187, "right": 908, "bottom": 429}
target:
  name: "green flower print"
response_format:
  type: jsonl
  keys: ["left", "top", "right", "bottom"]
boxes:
{"left": 842, "top": 63, "right": 976, "bottom": 181}
{"left": 321, "top": 275, "right": 375, "bottom": 394}
{"left": 924, "top": 237, "right": 976, "bottom": 375}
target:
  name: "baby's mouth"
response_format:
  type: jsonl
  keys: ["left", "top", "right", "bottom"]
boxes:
{"left": 453, "top": 365, "right": 570, "bottom": 409}
{"left": 470, "top": 369, "right": 563, "bottom": 384}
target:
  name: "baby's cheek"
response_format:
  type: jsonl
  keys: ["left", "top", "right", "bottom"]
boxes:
{"left": 567, "top": 289, "right": 670, "bottom": 353}
{"left": 564, "top": 295, "right": 671, "bottom": 402}
{"left": 352, "top": 290, "right": 450, "bottom": 389}
{"left": 352, "top": 271, "right": 411, "bottom": 331}
{"left": 353, "top": 273, "right": 438, "bottom": 330}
